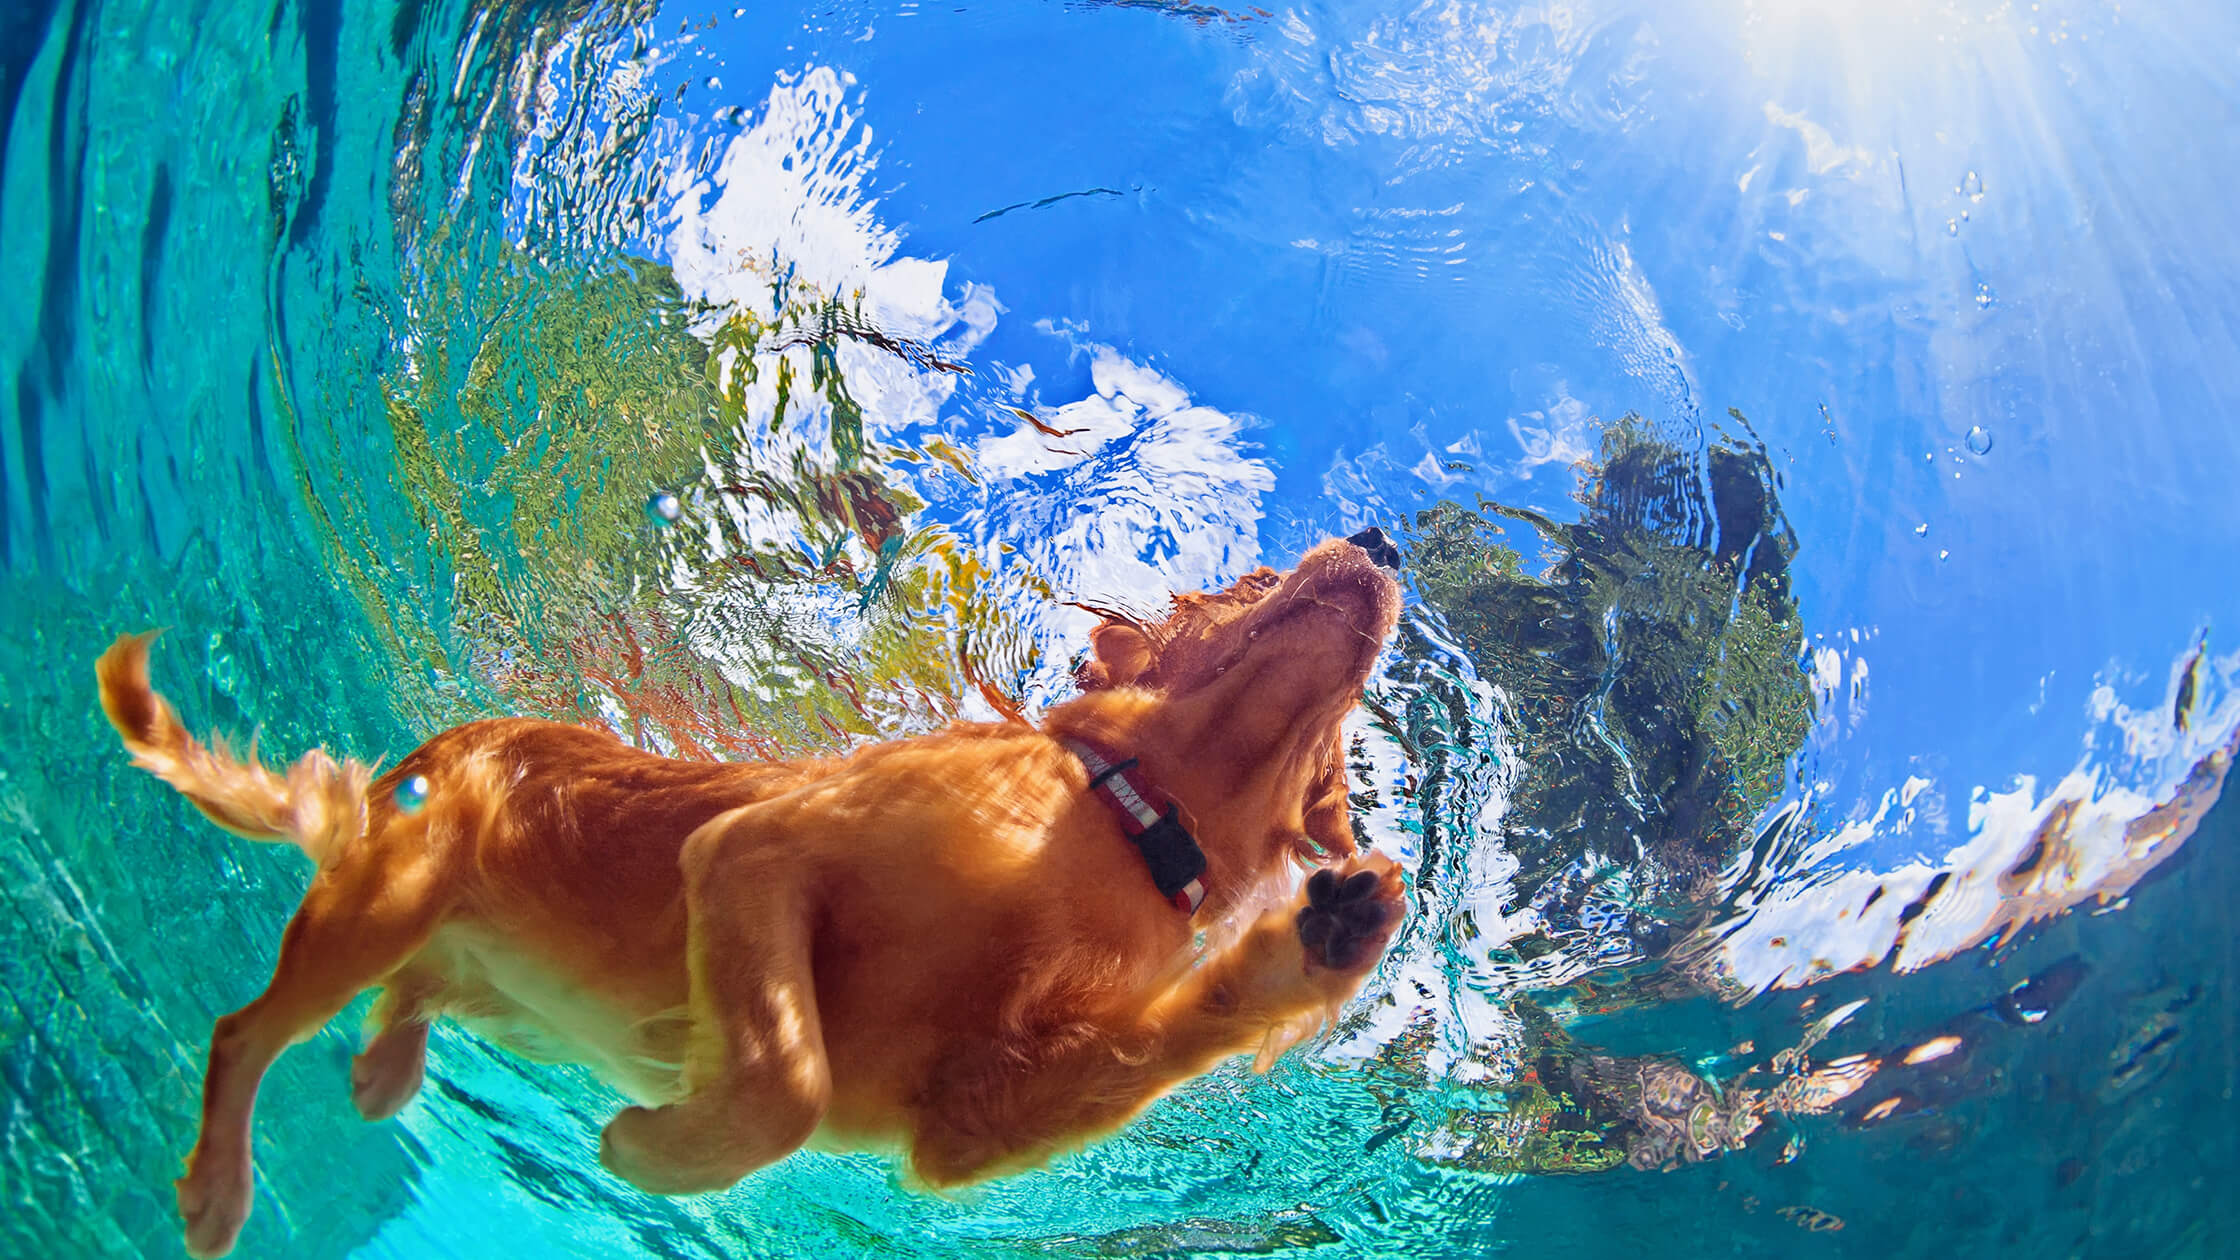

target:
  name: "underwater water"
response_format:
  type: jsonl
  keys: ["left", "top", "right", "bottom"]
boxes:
{"left": 5, "top": 0, "right": 2239, "bottom": 1254}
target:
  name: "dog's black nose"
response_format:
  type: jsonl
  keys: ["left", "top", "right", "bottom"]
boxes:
{"left": 1345, "top": 526, "right": 1402, "bottom": 571}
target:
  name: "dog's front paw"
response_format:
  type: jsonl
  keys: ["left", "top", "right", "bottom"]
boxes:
{"left": 601, "top": 1101, "right": 764, "bottom": 1197}
{"left": 1296, "top": 857, "right": 1404, "bottom": 972}
{"left": 601, "top": 1104, "right": 701, "bottom": 1195}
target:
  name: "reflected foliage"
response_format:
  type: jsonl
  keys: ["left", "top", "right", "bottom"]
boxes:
{"left": 1403, "top": 412, "right": 1813, "bottom": 921}
{"left": 374, "top": 250, "right": 1030, "bottom": 757}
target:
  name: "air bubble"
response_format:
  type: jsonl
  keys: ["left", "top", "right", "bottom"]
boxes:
{"left": 395, "top": 774, "right": 431, "bottom": 813}
{"left": 1975, "top": 283, "right": 1995, "bottom": 310}
{"left": 1962, "top": 170, "right": 1984, "bottom": 200}
{"left": 648, "top": 491, "right": 682, "bottom": 524}
{"left": 1946, "top": 218, "right": 1960, "bottom": 236}
{"left": 1965, "top": 425, "right": 1994, "bottom": 455}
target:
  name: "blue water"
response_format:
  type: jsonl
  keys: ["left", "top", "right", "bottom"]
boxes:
{"left": 5, "top": 0, "right": 2238, "bottom": 1255}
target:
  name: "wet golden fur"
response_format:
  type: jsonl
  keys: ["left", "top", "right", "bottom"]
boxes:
{"left": 1075, "top": 567, "right": 1357, "bottom": 863}
{"left": 98, "top": 538, "right": 1405, "bottom": 1258}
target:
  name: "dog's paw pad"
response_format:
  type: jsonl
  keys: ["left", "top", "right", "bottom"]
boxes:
{"left": 1296, "top": 860, "right": 1403, "bottom": 972}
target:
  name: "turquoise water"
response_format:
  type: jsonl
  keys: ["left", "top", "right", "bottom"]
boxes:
{"left": 5, "top": 0, "right": 2238, "bottom": 1255}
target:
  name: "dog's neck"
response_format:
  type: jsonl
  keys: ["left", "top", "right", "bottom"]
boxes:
{"left": 1059, "top": 735, "right": 1209, "bottom": 916}
{"left": 1037, "top": 688, "right": 1160, "bottom": 760}
{"left": 1039, "top": 690, "right": 1307, "bottom": 916}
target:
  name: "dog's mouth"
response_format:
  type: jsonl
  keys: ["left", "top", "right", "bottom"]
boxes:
{"left": 1269, "top": 537, "right": 1399, "bottom": 632}
{"left": 1208, "top": 539, "right": 1402, "bottom": 694}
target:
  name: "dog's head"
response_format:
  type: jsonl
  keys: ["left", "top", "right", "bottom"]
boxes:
{"left": 1058, "top": 533, "right": 1401, "bottom": 881}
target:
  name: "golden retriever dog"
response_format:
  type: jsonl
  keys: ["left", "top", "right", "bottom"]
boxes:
{"left": 97, "top": 535, "right": 1408, "bottom": 1258}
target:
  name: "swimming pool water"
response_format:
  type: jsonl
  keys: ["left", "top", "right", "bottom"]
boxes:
{"left": 5, "top": 0, "right": 2238, "bottom": 1255}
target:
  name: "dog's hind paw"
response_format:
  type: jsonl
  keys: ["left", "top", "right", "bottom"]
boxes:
{"left": 175, "top": 1153, "right": 252, "bottom": 1259}
{"left": 351, "top": 1020, "right": 430, "bottom": 1121}
{"left": 1296, "top": 857, "right": 1404, "bottom": 972}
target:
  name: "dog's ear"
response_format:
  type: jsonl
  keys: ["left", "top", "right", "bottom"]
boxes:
{"left": 1088, "top": 622, "right": 1157, "bottom": 689}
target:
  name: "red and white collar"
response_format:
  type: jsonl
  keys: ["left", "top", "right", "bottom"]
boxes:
{"left": 1061, "top": 737, "right": 1209, "bottom": 916}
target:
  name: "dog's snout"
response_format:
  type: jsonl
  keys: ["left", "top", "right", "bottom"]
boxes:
{"left": 1344, "top": 526, "right": 1401, "bottom": 572}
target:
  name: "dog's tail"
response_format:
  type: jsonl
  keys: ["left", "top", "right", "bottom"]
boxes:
{"left": 96, "top": 631, "right": 373, "bottom": 867}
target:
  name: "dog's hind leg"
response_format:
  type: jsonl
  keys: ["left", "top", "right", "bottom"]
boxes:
{"left": 598, "top": 807, "right": 830, "bottom": 1196}
{"left": 179, "top": 851, "right": 446, "bottom": 1258}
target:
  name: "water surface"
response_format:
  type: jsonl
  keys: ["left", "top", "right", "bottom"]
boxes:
{"left": 4, "top": 0, "right": 2237, "bottom": 1255}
